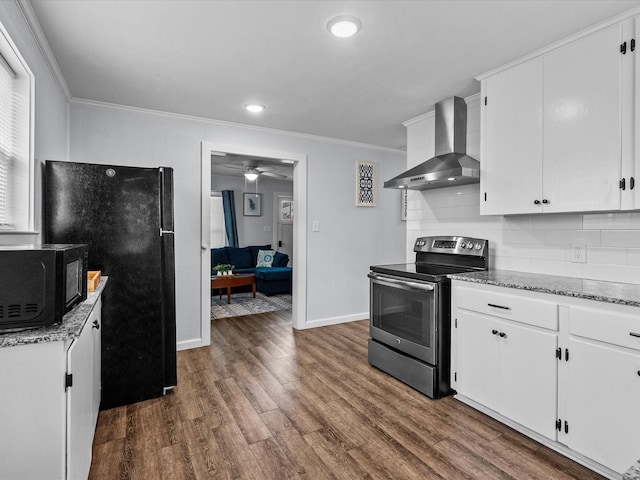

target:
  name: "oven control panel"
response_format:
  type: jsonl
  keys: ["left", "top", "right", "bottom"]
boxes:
{"left": 414, "top": 236, "right": 488, "bottom": 257}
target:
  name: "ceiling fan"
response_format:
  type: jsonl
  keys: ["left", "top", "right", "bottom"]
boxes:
{"left": 223, "top": 160, "right": 289, "bottom": 181}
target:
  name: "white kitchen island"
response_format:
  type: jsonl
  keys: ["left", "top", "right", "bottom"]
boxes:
{"left": 449, "top": 271, "right": 640, "bottom": 480}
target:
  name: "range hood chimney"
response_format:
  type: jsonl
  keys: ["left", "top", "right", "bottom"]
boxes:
{"left": 384, "top": 96, "right": 480, "bottom": 190}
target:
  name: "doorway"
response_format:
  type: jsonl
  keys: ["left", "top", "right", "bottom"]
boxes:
{"left": 200, "top": 142, "right": 308, "bottom": 346}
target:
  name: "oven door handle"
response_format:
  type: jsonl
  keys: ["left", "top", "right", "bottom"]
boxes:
{"left": 368, "top": 273, "right": 435, "bottom": 292}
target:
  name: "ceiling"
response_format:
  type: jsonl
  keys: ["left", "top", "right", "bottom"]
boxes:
{"left": 28, "top": 0, "right": 640, "bottom": 150}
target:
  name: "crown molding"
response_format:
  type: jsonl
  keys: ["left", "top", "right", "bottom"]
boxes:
{"left": 17, "top": 0, "right": 71, "bottom": 99}
{"left": 70, "top": 97, "right": 407, "bottom": 154}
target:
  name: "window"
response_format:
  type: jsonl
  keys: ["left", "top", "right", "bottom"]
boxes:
{"left": 0, "top": 20, "right": 34, "bottom": 232}
{"left": 210, "top": 193, "right": 226, "bottom": 247}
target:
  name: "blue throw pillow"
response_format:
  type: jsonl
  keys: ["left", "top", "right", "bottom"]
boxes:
{"left": 256, "top": 249, "right": 276, "bottom": 267}
{"left": 211, "top": 247, "right": 230, "bottom": 272}
{"left": 273, "top": 252, "right": 289, "bottom": 267}
{"left": 227, "top": 247, "right": 253, "bottom": 269}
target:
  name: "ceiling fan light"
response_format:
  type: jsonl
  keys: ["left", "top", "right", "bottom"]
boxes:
{"left": 244, "top": 171, "right": 259, "bottom": 181}
{"left": 327, "top": 15, "right": 361, "bottom": 38}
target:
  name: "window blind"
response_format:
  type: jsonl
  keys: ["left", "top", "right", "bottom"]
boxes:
{"left": 0, "top": 52, "right": 16, "bottom": 228}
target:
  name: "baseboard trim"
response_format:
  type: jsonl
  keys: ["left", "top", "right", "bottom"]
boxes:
{"left": 177, "top": 338, "right": 203, "bottom": 351}
{"left": 300, "top": 312, "right": 368, "bottom": 330}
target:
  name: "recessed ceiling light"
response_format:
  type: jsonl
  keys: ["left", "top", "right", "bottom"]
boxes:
{"left": 327, "top": 15, "right": 362, "bottom": 38}
{"left": 244, "top": 103, "right": 265, "bottom": 113}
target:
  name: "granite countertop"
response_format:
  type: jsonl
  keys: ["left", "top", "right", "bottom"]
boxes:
{"left": 624, "top": 460, "right": 640, "bottom": 480}
{"left": 0, "top": 277, "right": 108, "bottom": 348}
{"left": 448, "top": 270, "right": 640, "bottom": 308}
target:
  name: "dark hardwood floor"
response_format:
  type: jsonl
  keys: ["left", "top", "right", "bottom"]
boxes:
{"left": 89, "top": 311, "right": 605, "bottom": 480}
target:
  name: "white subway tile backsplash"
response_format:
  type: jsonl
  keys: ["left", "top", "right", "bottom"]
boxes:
{"left": 531, "top": 213, "right": 582, "bottom": 230}
{"left": 587, "top": 247, "right": 628, "bottom": 265}
{"left": 582, "top": 263, "right": 640, "bottom": 284}
{"left": 545, "top": 229, "right": 601, "bottom": 247}
{"left": 628, "top": 249, "right": 640, "bottom": 266}
{"left": 502, "top": 229, "right": 548, "bottom": 245}
{"left": 530, "top": 259, "right": 584, "bottom": 278}
{"left": 493, "top": 255, "right": 533, "bottom": 272}
{"left": 601, "top": 230, "right": 640, "bottom": 247}
{"left": 583, "top": 212, "right": 632, "bottom": 230}
{"left": 502, "top": 215, "right": 532, "bottom": 230}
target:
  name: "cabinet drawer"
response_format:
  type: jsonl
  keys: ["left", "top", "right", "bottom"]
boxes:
{"left": 457, "top": 286, "right": 558, "bottom": 330}
{"left": 569, "top": 305, "right": 640, "bottom": 351}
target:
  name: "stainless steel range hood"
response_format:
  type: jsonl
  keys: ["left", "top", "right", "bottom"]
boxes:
{"left": 384, "top": 96, "right": 480, "bottom": 190}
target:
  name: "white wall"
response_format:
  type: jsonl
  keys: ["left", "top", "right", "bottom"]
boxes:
{"left": 0, "top": 1, "right": 69, "bottom": 246}
{"left": 210, "top": 173, "right": 292, "bottom": 248}
{"left": 70, "top": 102, "right": 406, "bottom": 345}
{"left": 406, "top": 94, "right": 640, "bottom": 284}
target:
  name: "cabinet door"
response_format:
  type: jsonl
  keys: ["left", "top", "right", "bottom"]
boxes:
{"left": 633, "top": 17, "right": 640, "bottom": 211}
{"left": 456, "top": 310, "right": 501, "bottom": 410}
{"left": 565, "top": 338, "right": 640, "bottom": 474}
{"left": 500, "top": 321, "right": 558, "bottom": 440}
{"left": 543, "top": 24, "right": 623, "bottom": 213}
{"left": 67, "top": 319, "right": 94, "bottom": 480}
{"left": 91, "top": 298, "right": 102, "bottom": 424}
{"left": 481, "top": 58, "right": 543, "bottom": 215}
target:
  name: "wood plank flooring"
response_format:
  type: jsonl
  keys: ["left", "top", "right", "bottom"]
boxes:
{"left": 89, "top": 311, "right": 606, "bottom": 480}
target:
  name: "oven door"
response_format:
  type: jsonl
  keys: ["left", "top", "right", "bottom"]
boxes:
{"left": 368, "top": 272, "right": 438, "bottom": 365}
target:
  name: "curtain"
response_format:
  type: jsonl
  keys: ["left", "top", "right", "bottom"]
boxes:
{"left": 221, "top": 190, "right": 239, "bottom": 248}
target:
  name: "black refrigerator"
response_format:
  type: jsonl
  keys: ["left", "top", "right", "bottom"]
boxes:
{"left": 44, "top": 160, "right": 177, "bottom": 409}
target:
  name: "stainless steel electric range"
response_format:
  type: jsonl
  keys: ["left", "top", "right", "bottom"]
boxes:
{"left": 368, "top": 235, "right": 489, "bottom": 398}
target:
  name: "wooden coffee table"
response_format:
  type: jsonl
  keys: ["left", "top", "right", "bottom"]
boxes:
{"left": 211, "top": 273, "right": 256, "bottom": 304}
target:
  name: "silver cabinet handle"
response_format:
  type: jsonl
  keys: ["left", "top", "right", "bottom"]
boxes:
{"left": 630, "top": 332, "right": 640, "bottom": 338}
{"left": 160, "top": 229, "right": 175, "bottom": 236}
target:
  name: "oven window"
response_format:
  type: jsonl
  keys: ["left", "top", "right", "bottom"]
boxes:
{"left": 371, "top": 281, "right": 434, "bottom": 348}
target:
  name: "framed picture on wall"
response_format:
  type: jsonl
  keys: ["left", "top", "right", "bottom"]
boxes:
{"left": 243, "top": 193, "right": 262, "bottom": 216}
{"left": 356, "top": 161, "right": 376, "bottom": 207}
{"left": 279, "top": 199, "right": 293, "bottom": 223}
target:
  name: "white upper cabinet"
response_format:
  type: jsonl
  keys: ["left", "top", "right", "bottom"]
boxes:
{"left": 543, "top": 24, "right": 623, "bottom": 213}
{"left": 478, "top": 15, "right": 638, "bottom": 214}
{"left": 481, "top": 58, "right": 543, "bottom": 215}
{"left": 633, "top": 17, "right": 640, "bottom": 210}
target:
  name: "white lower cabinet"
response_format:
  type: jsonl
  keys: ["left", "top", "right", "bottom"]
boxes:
{"left": 457, "top": 307, "right": 558, "bottom": 440}
{"left": 67, "top": 300, "right": 100, "bottom": 480}
{"left": 563, "top": 338, "right": 640, "bottom": 474}
{"left": 452, "top": 280, "right": 640, "bottom": 479}
{"left": 0, "top": 296, "right": 102, "bottom": 480}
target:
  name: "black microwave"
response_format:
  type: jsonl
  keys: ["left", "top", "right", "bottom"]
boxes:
{"left": 0, "top": 244, "right": 88, "bottom": 332}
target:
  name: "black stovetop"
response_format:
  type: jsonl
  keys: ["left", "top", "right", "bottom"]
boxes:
{"left": 370, "top": 263, "right": 481, "bottom": 282}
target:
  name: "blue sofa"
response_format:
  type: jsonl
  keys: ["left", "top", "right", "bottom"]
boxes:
{"left": 211, "top": 244, "right": 292, "bottom": 295}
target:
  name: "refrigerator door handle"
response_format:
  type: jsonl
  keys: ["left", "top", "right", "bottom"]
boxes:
{"left": 160, "top": 228, "right": 175, "bottom": 236}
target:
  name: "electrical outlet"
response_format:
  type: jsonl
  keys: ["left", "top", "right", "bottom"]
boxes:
{"left": 570, "top": 243, "right": 587, "bottom": 263}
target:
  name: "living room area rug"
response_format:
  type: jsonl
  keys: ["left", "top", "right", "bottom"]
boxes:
{"left": 210, "top": 292, "right": 292, "bottom": 319}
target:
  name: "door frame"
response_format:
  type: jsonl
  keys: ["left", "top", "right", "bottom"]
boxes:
{"left": 200, "top": 142, "right": 307, "bottom": 345}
